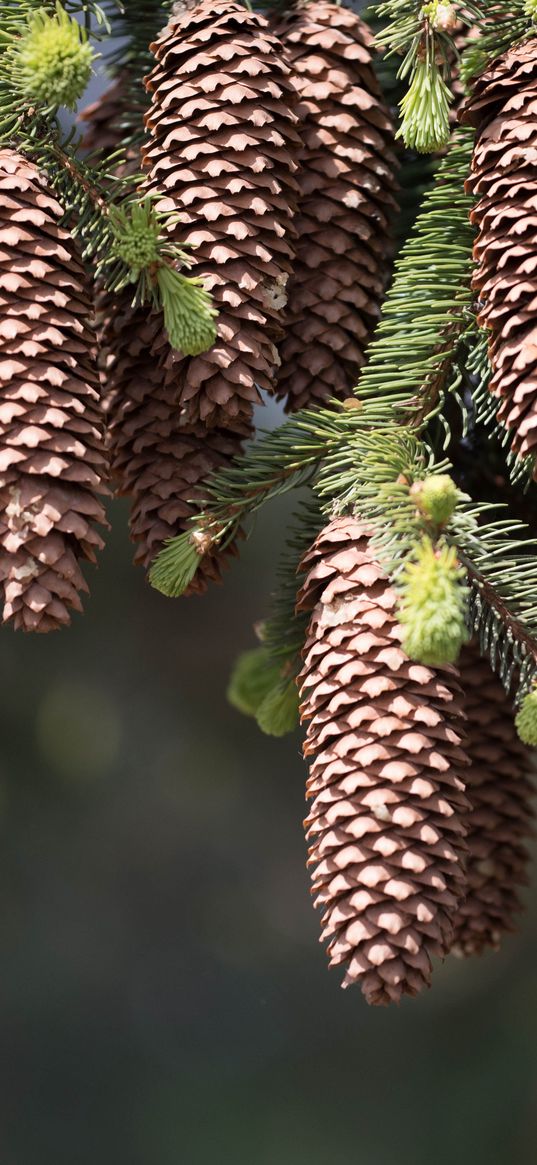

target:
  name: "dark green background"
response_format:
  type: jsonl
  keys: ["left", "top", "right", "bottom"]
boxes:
{"left": 0, "top": 488, "right": 536, "bottom": 1164}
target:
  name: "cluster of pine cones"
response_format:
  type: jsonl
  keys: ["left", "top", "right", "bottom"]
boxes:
{"left": 1, "top": 2, "right": 536, "bottom": 630}
{"left": 0, "top": 0, "right": 398, "bottom": 629}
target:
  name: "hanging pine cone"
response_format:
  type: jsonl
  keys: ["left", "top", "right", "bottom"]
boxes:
{"left": 80, "top": 74, "right": 131, "bottom": 160}
{"left": 0, "top": 150, "right": 107, "bottom": 632}
{"left": 142, "top": 0, "right": 300, "bottom": 427}
{"left": 460, "top": 38, "right": 537, "bottom": 477}
{"left": 79, "top": 73, "right": 143, "bottom": 177}
{"left": 450, "top": 643, "right": 535, "bottom": 957}
{"left": 105, "top": 294, "right": 249, "bottom": 588}
{"left": 297, "top": 516, "right": 470, "bottom": 1004}
{"left": 272, "top": 1, "right": 397, "bottom": 411}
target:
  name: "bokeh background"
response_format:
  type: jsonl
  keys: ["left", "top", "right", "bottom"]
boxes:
{"left": 2, "top": 11, "right": 537, "bottom": 1165}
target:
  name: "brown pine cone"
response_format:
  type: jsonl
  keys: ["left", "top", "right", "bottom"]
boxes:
{"left": 450, "top": 643, "right": 535, "bottom": 957}
{"left": 105, "top": 293, "right": 249, "bottom": 589}
{"left": 79, "top": 73, "right": 134, "bottom": 160}
{"left": 460, "top": 38, "right": 537, "bottom": 477}
{"left": 142, "top": 0, "right": 300, "bottom": 427}
{"left": 273, "top": 1, "right": 398, "bottom": 411}
{"left": 297, "top": 516, "right": 470, "bottom": 1005}
{"left": 0, "top": 150, "right": 107, "bottom": 632}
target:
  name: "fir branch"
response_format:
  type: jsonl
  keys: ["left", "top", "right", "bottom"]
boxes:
{"left": 149, "top": 408, "right": 361, "bottom": 596}
{"left": 349, "top": 129, "right": 476, "bottom": 425}
{"left": 459, "top": 0, "right": 530, "bottom": 83}
{"left": 448, "top": 505, "right": 537, "bottom": 700}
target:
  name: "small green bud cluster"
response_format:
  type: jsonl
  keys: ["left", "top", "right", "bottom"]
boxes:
{"left": 413, "top": 474, "right": 460, "bottom": 525}
{"left": 112, "top": 203, "right": 161, "bottom": 274}
{"left": 15, "top": 2, "right": 94, "bottom": 111}
{"left": 398, "top": 536, "right": 470, "bottom": 666}
{"left": 421, "top": 2, "right": 458, "bottom": 31}
{"left": 515, "top": 690, "right": 537, "bottom": 746}
{"left": 525, "top": 0, "right": 537, "bottom": 20}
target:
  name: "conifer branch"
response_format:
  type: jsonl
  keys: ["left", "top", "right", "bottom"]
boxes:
{"left": 149, "top": 408, "right": 361, "bottom": 596}
{"left": 448, "top": 506, "right": 537, "bottom": 700}
{"left": 459, "top": 0, "right": 530, "bottom": 83}
{"left": 347, "top": 129, "right": 476, "bottom": 426}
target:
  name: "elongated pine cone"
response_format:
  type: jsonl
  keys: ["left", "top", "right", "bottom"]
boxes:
{"left": 105, "top": 294, "right": 249, "bottom": 589}
{"left": 297, "top": 517, "right": 470, "bottom": 1004}
{"left": 460, "top": 39, "right": 537, "bottom": 477}
{"left": 79, "top": 73, "right": 133, "bottom": 160}
{"left": 273, "top": 1, "right": 397, "bottom": 411}
{"left": 450, "top": 643, "right": 535, "bottom": 957}
{"left": 0, "top": 150, "right": 107, "bottom": 632}
{"left": 142, "top": 0, "right": 300, "bottom": 427}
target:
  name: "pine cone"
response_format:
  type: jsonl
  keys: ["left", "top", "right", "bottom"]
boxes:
{"left": 0, "top": 150, "right": 107, "bottom": 632}
{"left": 297, "top": 517, "right": 470, "bottom": 1004}
{"left": 272, "top": 2, "right": 397, "bottom": 411}
{"left": 79, "top": 73, "right": 133, "bottom": 160}
{"left": 450, "top": 643, "right": 535, "bottom": 957}
{"left": 142, "top": 0, "right": 300, "bottom": 427}
{"left": 460, "top": 39, "right": 537, "bottom": 476}
{"left": 106, "top": 293, "right": 249, "bottom": 588}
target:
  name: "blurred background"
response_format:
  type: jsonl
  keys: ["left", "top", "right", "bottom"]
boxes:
{"left": 1, "top": 13, "right": 537, "bottom": 1165}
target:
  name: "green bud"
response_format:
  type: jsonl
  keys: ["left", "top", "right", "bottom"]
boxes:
{"left": 414, "top": 474, "right": 460, "bottom": 525}
{"left": 525, "top": 0, "right": 537, "bottom": 19}
{"left": 227, "top": 648, "right": 282, "bottom": 718}
{"left": 256, "top": 678, "right": 300, "bottom": 738}
{"left": 149, "top": 529, "right": 205, "bottom": 597}
{"left": 398, "top": 536, "right": 470, "bottom": 666}
{"left": 15, "top": 2, "right": 94, "bottom": 110}
{"left": 157, "top": 266, "right": 218, "bottom": 356}
{"left": 111, "top": 201, "right": 161, "bottom": 276}
{"left": 421, "top": 2, "right": 457, "bottom": 30}
{"left": 398, "top": 59, "right": 452, "bottom": 154}
{"left": 515, "top": 690, "right": 537, "bottom": 746}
